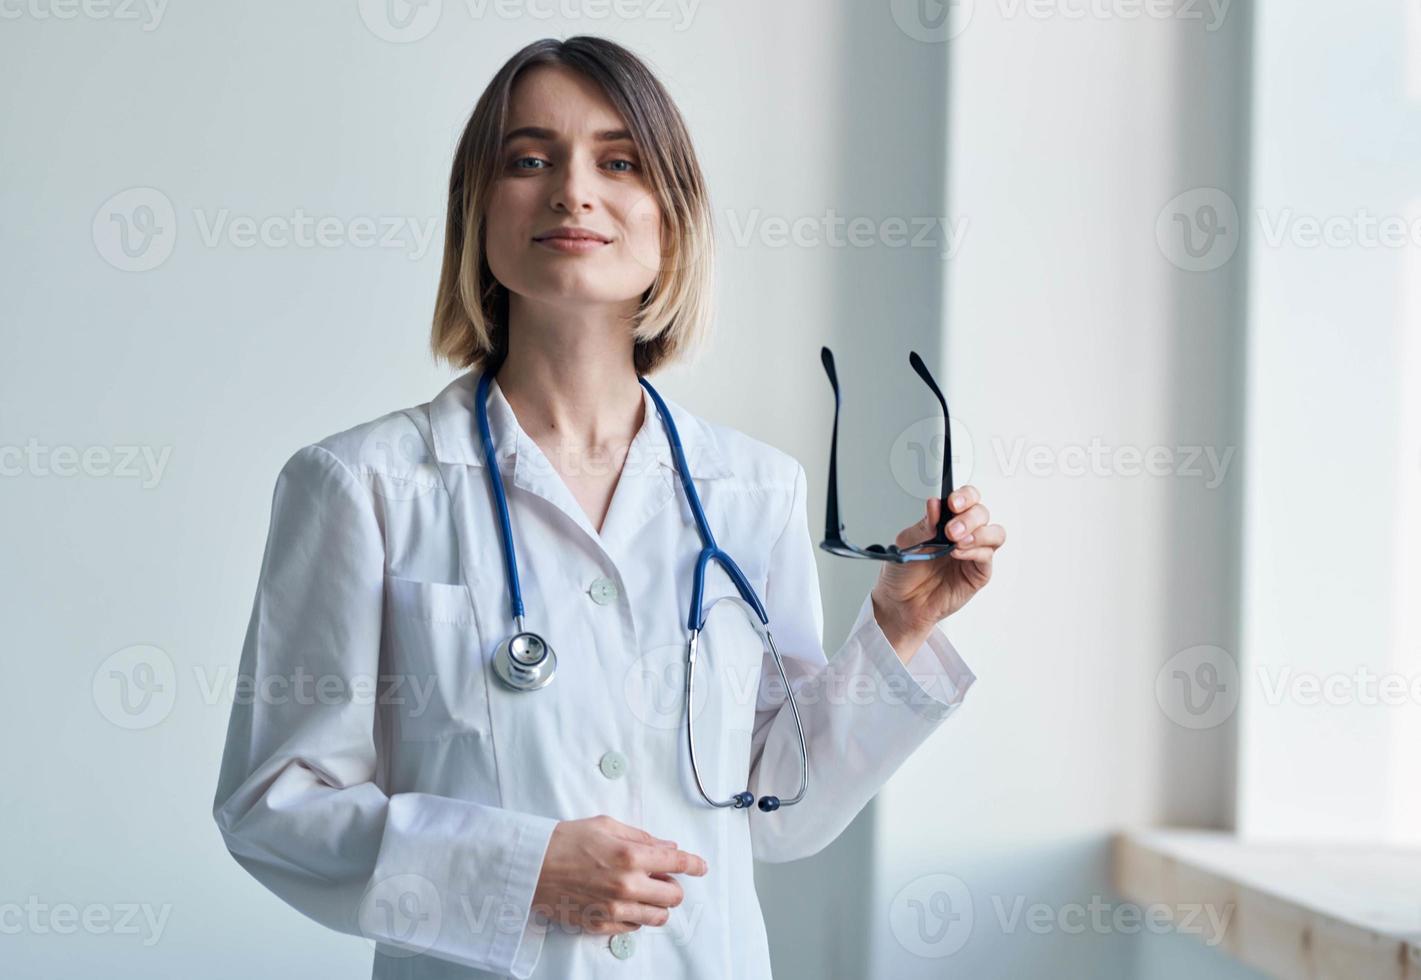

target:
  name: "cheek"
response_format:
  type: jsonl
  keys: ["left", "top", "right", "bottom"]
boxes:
{"left": 482, "top": 183, "right": 532, "bottom": 256}
{"left": 620, "top": 192, "right": 666, "bottom": 276}
{"left": 626, "top": 194, "right": 662, "bottom": 244}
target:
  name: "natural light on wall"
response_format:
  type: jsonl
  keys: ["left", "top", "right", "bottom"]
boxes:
{"left": 1237, "top": 0, "right": 1421, "bottom": 845}
{"left": 1391, "top": 203, "right": 1421, "bottom": 840}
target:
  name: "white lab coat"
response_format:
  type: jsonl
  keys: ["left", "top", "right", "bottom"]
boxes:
{"left": 213, "top": 368, "right": 976, "bottom": 979}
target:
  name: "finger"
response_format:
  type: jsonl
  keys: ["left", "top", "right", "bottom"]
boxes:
{"left": 951, "top": 545, "right": 995, "bottom": 565}
{"left": 926, "top": 491, "right": 981, "bottom": 529}
{"left": 954, "top": 523, "right": 1005, "bottom": 551}
{"left": 606, "top": 820, "right": 675, "bottom": 849}
{"left": 944, "top": 503, "right": 989, "bottom": 541}
{"left": 590, "top": 921, "right": 642, "bottom": 936}
{"left": 897, "top": 499, "right": 942, "bottom": 548}
{"left": 947, "top": 485, "right": 979, "bottom": 515}
{"left": 624, "top": 872, "right": 685, "bottom": 909}
{"left": 949, "top": 522, "right": 1006, "bottom": 553}
{"left": 639, "top": 844, "right": 709, "bottom": 877}
{"left": 583, "top": 915, "right": 645, "bottom": 935}
{"left": 583, "top": 900, "right": 671, "bottom": 930}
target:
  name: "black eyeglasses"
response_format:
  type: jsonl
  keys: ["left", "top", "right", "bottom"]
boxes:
{"left": 818, "top": 347, "right": 956, "bottom": 563}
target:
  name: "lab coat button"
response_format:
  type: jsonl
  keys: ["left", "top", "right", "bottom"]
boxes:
{"left": 609, "top": 932, "right": 636, "bottom": 959}
{"left": 589, "top": 577, "right": 619, "bottom": 605}
{"left": 598, "top": 750, "right": 628, "bottom": 779}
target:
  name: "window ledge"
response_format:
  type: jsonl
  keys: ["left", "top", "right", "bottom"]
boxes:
{"left": 1112, "top": 829, "right": 1421, "bottom": 979}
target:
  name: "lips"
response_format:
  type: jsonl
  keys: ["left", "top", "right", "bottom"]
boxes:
{"left": 533, "top": 227, "right": 611, "bottom": 243}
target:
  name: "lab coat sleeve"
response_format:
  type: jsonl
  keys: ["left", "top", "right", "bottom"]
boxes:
{"left": 747, "top": 462, "right": 977, "bottom": 864}
{"left": 212, "top": 444, "right": 557, "bottom": 978}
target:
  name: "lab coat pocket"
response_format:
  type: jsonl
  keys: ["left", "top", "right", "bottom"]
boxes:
{"left": 384, "top": 574, "right": 492, "bottom": 741}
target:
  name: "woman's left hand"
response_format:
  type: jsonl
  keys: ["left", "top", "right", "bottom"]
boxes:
{"left": 870, "top": 484, "right": 1005, "bottom": 659}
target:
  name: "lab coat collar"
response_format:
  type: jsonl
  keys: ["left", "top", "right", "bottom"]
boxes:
{"left": 427, "top": 367, "right": 734, "bottom": 481}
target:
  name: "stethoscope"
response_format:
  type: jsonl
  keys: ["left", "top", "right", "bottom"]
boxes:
{"left": 459, "top": 367, "right": 809, "bottom": 813}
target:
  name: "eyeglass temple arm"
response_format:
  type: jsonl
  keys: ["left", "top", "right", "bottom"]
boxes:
{"left": 819, "top": 347, "right": 845, "bottom": 546}
{"left": 908, "top": 350, "right": 954, "bottom": 543}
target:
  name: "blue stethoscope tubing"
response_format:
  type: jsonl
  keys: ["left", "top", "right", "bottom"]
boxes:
{"left": 472, "top": 368, "right": 808, "bottom": 813}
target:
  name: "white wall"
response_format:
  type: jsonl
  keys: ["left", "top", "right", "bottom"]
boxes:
{"left": 1237, "top": 0, "right": 1421, "bottom": 845}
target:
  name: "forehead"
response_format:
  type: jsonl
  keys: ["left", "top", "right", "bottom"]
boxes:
{"left": 505, "top": 65, "right": 629, "bottom": 136}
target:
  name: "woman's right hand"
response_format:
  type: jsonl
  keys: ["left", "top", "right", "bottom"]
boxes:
{"left": 531, "top": 815, "right": 709, "bottom": 936}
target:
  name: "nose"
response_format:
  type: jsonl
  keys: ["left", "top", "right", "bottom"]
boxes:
{"left": 549, "top": 153, "right": 595, "bottom": 214}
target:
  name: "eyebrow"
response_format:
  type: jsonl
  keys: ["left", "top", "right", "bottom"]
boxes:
{"left": 501, "top": 126, "right": 635, "bottom": 146}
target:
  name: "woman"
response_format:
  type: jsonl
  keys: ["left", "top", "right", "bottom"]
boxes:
{"left": 213, "top": 35, "right": 1004, "bottom": 980}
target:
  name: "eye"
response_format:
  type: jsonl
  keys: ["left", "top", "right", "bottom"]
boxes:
{"left": 510, "top": 156, "right": 548, "bottom": 171}
{"left": 605, "top": 158, "right": 639, "bottom": 173}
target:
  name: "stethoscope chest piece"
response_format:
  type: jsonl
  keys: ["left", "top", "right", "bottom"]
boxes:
{"left": 492, "top": 631, "right": 557, "bottom": 691}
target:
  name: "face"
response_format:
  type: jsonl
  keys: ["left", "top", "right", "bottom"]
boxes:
{"left": 483, "top": 65, "right": 665, "bottom": 313}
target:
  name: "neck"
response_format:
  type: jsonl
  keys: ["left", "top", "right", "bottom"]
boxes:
{"left": 493, "top": 295, "right": 646, "bottom": 466}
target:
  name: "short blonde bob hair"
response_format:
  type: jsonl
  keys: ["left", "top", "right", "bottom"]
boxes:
{"left": 430, "top": 36, "right": 715, "bottom": 376}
